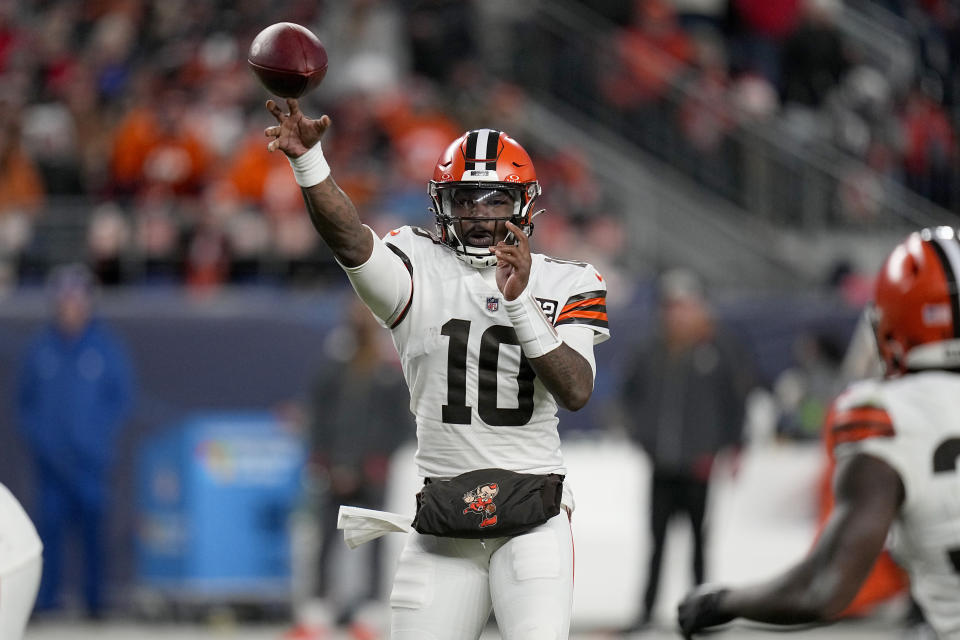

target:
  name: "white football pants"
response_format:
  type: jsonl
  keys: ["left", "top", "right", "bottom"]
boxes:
{"left": 389, "top": 511, "right": 574, "bottom": 640}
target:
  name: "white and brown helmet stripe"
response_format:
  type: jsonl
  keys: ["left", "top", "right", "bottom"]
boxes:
{"left": 462, "top": 128, "right": 502, "bottom": 172}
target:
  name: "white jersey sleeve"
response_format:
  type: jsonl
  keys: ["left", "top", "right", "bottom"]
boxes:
{"left": 338, "top": 225, "right": 413, "bottom": 327}
{"left": 551, "top": 258, "right": 610, "bottom": 345}
{"left": 546, "top": 257, "right": 610, "bottom": 378}
{"left": 833, "top": 373, "right": 960, "bottom": 638}
{"left": 0, "top": 483, "right": 42, "bottom": 576}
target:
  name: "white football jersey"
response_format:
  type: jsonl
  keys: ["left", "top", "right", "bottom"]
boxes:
{"left": 0, "top": 483, "right": 41, "bottom": 576}
{"left": 379, "top": 226, "right": 609, "bottom": 479}
{"left": 833, "top": 372, "right": 960, "bottom": 638}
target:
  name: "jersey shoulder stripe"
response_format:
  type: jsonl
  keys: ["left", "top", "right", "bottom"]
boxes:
{"left": 385, "top": 225, "right": 441, "bottom": 247}
{"left": 408, "top": 225, "right": 441, "bottom": 243}
{"left": 557, "top": 288, "right": 608, "bottom": 329}
{"left": 831, "top": 405, "right": 896, "bottom": 444}
{"left": 385, "top": 242, "right": 414, "bottom": 329}
{"left": 542, "top": 255, "right": 589, "bottom": 267}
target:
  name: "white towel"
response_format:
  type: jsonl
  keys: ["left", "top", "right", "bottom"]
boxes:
{"left": 337, "top": 505, "right": 413, "bottom": 549}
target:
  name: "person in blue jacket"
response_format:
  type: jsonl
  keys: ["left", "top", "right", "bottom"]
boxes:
{"left": 16, "top": 263, "right": 135, "bottom": 619}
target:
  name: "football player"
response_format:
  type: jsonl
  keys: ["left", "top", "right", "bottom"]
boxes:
{"left": 679, "top": 227, "right": 960, "bottom": 639}
{"left": 264, "top": 99, "right": 609, "bottom": 639}
{"left": 0, "top": 483, "right": 43, "bottom": 639}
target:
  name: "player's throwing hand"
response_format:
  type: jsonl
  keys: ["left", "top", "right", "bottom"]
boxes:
{"left": 264, "top": 98, "right": 330, "bottom": 157}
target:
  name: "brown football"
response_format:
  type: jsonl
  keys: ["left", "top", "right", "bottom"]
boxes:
{"left": 247, "top": 22, "right": 328, "bottom": 98}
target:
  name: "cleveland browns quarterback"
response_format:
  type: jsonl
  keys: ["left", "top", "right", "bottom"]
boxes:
{"left": 265, "top": 98, "right": 608, "bottom": 639}
{"left": 679, "top": 227, "right": 960, "bottom": 639}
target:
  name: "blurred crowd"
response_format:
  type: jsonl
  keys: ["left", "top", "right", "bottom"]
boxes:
{"left": 0, "top": 0, "right": 626, "bottom": 292}
{"left": 565, "top": 0, "right": 960, "bottom": 221}
{"left": 1, "top": 0, "right": 956, "bottom": 292}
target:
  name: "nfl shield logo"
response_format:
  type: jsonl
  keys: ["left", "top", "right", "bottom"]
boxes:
{"left": 486, "top": 297, "right": 499, "bottom": 312}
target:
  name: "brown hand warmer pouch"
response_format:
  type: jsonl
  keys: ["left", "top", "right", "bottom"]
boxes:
{"left": 412, "top": 468, "right": 564, "bottom": 539}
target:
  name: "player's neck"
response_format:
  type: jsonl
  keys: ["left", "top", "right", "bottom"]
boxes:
{"left": 478, "top": 265, "right": 498, "bottom": 288}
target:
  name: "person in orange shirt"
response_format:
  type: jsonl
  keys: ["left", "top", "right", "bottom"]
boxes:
{"left": 110, "top": 88, "right": 210, "bottom": 196}
{"left": 600, "top": 0, "right": 695, "bottom": 110}
{"left": 0, "top": 112, "right": 44, "bottom": 268}
{"left": 224, "top": 130, "right": 291, "bottom": 204}
{"left": 0, "top": 113, "right": 44, "bottom": 214}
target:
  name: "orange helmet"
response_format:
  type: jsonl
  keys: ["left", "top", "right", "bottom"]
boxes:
{"left": 428, "top": 129, "right": 542, "bottom": 268}
{"left": 872, "top": 227, "right": 960, "bottom": 375}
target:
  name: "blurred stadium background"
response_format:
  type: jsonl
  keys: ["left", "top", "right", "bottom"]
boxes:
{"left": 0, "top": 0, "right": 956, "bottom": 637}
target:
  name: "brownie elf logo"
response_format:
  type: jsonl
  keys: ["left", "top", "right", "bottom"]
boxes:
{"left": 462, "top": 483, "right": 499, "bottom": 528}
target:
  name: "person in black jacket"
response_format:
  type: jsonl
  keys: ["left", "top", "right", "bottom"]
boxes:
{"left": 620, "top": 269, "right": 755, "bottom": 630}
{"left": 307, "top": 299, "right": 414, "bottom": 633}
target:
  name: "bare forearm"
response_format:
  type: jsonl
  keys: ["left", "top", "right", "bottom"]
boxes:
{"left": 527, "top": 344, "right": 593, "bottom": 411}
{"left": 301, "top": 178, "right": 372, "bottom": 267}
{"left": 680, "top": 563, "right": 843, "bottom": 637}
{"left": 713, "top": 456, "right": 901, "bottom": 627}
{"left": 719, "top": 563, "right": 846, "bottom": 625}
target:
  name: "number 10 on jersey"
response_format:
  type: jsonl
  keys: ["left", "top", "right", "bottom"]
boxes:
{"left": 441, "top": 319, "right": 536, "bottom": 427}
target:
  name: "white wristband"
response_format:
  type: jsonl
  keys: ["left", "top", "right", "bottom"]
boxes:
{"left": 287, "top": 141, "right": 330, "bottom": 187}
{"left": 504, "top": 291, "right": 562, "bottom": 359}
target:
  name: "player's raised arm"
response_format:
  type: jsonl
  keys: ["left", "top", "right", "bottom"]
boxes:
{"left": 264, "top": 98, "right": 410, "bottom": 324}
{"left": 264, "top": 98, "right": 372, "bottom": 267}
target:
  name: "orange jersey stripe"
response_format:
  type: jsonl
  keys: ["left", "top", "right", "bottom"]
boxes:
{"left": 561, "top": 297, "right": 605, "bottom": 313}
{"left": 832, "top": 405, "right": 895, "bottom": 444}
{"left": 833, "top": 406, "right": 892, "bottom": 428}
{"left": 833, "top": 422, "right": 895, "bottom": 444}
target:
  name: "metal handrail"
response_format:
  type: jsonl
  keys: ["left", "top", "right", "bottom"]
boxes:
{"left": 513, "top": 0, "right": 951, "bottom": 231}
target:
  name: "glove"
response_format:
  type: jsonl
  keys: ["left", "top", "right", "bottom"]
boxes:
{"left": 678, "top": 584, "right": 734, "bottom": 639}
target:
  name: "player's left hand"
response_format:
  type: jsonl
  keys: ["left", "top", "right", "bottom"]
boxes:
{"left": 678, "top": 584, "right": 734, "bottom": 639}
{"left": 494, "top": 221, "right": 531, "bottom": 301}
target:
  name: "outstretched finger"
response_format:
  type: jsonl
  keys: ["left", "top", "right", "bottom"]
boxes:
{"left": 264, "top": 125, "right": 280, "bottom": 138}
{"left": 315, "top": 114, "right": 332, "bottom": 136}
{"left": 286, "top": 98, "right": 301, "bottom": 116}
{"left": 266, "top": 99, "right": 284, "bottom": 123}
{"left": 505, "top": 221, "right": 528, "bottom": 251}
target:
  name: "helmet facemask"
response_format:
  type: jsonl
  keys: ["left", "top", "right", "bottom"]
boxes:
{"left": 430, "top": 183, "right": 541, "bottom": 268}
